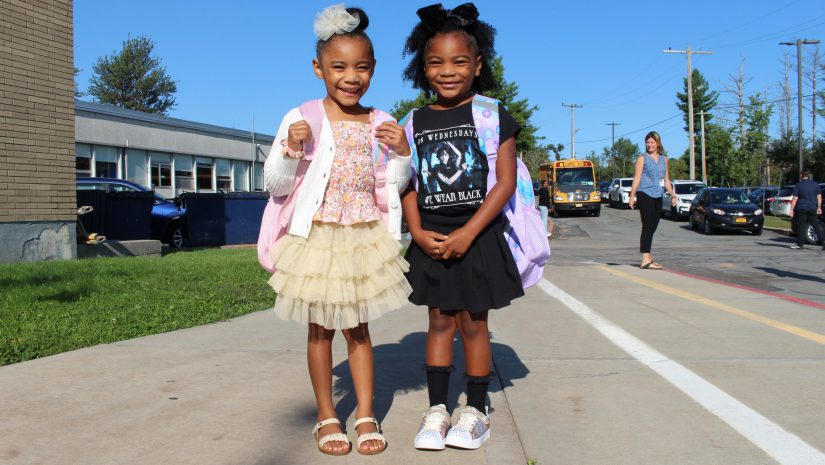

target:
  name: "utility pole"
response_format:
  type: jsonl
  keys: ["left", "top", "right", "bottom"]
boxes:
{"left": 606, "top": 122, "right": 620, "bottom": 178}
{"left": 562, "top": 103, "right": 583, "bottom": 159}
{"left": 780, "top": 38, "right": 820, "bottom": 174}
{"left": 699, "top": 111, "right": 708, "bottom": 185}
{"left": 665, "top": 47, "right": 713, "bottom": 180}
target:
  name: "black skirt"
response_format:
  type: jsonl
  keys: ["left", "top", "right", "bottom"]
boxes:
{"left": 404, "top": 213, "right": 525, "bottom": 313}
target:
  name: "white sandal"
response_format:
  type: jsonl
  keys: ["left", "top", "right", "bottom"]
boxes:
{"left": 354, "top": 417, "right": 387, "bottom": 455}
{"left": 312, "top": 418, "right": 350, "bottom": 456}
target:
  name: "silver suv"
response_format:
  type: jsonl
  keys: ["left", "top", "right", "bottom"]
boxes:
{"left": 663, "top": 180, "right": 707, "bottom": 220}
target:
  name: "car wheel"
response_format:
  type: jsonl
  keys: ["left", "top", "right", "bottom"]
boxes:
{"left": 689, "top": 214, "right": 697, "bottom": 231}
{"left": 167, "top": 223, "right": 185, "bottom": 248}
{"left": 704, "top": 217, "right": 714, "bottom": 235}
{"left": 752, "top": 227, "right": 763, "bottom": 236}
{"left": 671, "top": 206, "right": 679, "bottom": 221}
{"left": 805, "top": 222, "right": 821, "bottom": 245}
{"left": 593, "top": 208, "right": 601, "bottom": 217}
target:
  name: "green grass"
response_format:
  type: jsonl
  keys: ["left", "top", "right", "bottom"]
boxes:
{"left": 764, "top": 215, "right": 792, "bottom": 230}
{"left": 0, "top": 248, "right": 273, "bottom": 366}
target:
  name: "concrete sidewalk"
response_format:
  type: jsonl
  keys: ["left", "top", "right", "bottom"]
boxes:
{"left": 4, "top": 257, "right": 825, "bottom": 465}
{"left": 0, "top": 293, "right": 526, "bottom": 464}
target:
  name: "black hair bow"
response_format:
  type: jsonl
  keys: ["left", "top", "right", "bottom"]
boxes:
{"left": 416, "top": 3, "right": 479, "bottom": 33}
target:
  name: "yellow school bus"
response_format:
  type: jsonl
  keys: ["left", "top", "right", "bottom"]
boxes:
{"left": 538, "top": 159, "right": 601, "bottom": 216}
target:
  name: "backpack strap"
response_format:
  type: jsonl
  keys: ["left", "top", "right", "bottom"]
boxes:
{"left": 471, "top": 94, "right": 501, "bottom": 156}
{"left": 399, "top": 109, "right": 418, "bottom": 188}
{"left": 371, "top": 109, "right": 394, "bottom": 165}
{"left": 298, "top": 99, "right": 325, "bottom": 160}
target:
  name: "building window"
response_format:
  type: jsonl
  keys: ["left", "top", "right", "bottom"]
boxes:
{"left": 175, "top": 154, "right": 194, "bottom": 193}
{"left": 232, "top": 160, "right": 249, "bottom": 192}
{"left": 125, "top": 149, "right": 148, "bottom": 187}
{"left": 196, "top": 160, "right": 213, "bottom": 191}
{"left": 95, "top": 146, "right": 118, "bottom": 178}
{"left": 150, "top": 152, "right": 172, "bottom": 188}
{"left": 76, "top": 143, "right": 91, "bottom": 176}
{"left": 216, "top": 158, "right": 231, "bottom": 191}
{"left": 253, "top": 162, "right": 264, "bottom": 191}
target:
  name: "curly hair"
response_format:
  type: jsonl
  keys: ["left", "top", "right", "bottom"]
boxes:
{"left": 315, "top": 7, "right": 374, "bottom": 59}
{"left": 402, "top": 5, "right": 497, "bottom": 97}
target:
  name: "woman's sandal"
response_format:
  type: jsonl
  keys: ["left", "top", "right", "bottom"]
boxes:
{"left": 640, "top": 261, "right": 663, "bottom": 270}
{"left": 312, "top": 418, "right": 351, "bottom": 456}
{"left": 353, "top": 417, "right": 387, "bottom": 455}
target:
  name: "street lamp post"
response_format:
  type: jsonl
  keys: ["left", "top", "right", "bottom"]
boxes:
{"left": 780, "top": 38, "right": 820, "bottom": 174}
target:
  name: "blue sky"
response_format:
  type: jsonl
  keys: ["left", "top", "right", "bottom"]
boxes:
{"left": 74, "top": 1, "right": 825, "bottom": 160}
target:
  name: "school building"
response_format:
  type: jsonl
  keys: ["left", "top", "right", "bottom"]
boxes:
{"left": 0, "top": 0, "right": 274, "bottom": 264}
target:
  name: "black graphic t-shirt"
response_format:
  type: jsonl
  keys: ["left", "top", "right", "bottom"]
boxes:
{"left": 412, "top": 100, "right": 520, "bottom": 218}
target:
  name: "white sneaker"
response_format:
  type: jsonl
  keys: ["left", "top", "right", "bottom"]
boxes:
{"left": 414, "top": 404, "right": 451, "bottom": 450}
{"left": 445, "top": 406, "right": 490, "bottom": 449}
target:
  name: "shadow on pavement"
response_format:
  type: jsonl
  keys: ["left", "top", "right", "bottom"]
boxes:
{"left": 754, "top": 266, "right": 825, "bottom": 284}
{"left": 331, "top": 331, "right": 530, "bottom": 423}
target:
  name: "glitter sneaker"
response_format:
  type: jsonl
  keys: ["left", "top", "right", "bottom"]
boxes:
{"left": 414, "top": 404, "right": 451, "bottom": 450}
{"left": 445, "top": 406, "right": 490, "bottom": 449}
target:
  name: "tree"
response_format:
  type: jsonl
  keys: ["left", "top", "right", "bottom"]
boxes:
{"left": 391, "top": 56, "right": 543, "bottom": 155}
{"left": 668, "top": 155, "right": 689, "bottom": 180}
{"left": 546, "top": 143, "right": 565, "bottom": 161}
{"left": 73, "top": 67, "right": 83, "bottom": 98}
{"left": 676, "top": 68, "right": 719, "bottom": 136}
{"left": 611, "top": 137, "right": 640, "bottom": 177}
{"left": 88, "top": 36, "right": 177, "bottom": 115}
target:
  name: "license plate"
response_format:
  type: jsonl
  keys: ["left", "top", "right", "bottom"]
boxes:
{"left": 735, "top": 217, "right": 747, "bottom": 223}
{"left": 575, "top": 203, "right": 582, "bottom": 208}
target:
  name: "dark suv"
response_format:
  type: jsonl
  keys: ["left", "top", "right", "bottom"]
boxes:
{"left": 76, "top": 177, "right": 187, "bottom": 247}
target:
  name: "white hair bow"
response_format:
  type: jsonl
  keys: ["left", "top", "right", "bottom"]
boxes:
{"left": 314, "top": 4, "right": 360, "bottom": 41}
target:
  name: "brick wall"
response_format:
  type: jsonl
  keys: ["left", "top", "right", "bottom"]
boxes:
{"left": 0, "top": 0, "right": 75, "bottom": 223}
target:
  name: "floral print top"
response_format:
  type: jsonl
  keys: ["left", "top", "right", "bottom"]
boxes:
{"left": 313, "top": 111, "right": 382, "bottom": 225}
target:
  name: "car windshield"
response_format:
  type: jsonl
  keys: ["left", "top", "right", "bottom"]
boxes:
{"left": 711, "top": 191, "right": 749, "bottom": 204}
{"left": 675, "top": 183, "right": 707, "bottom": 194}
{"left": 557, "top": 168, "right": 594, "bottom": 188}
{"left": 620, "top": 179, "right": 632, "bottom": 187}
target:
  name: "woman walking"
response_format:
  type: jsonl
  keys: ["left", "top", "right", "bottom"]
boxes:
{"left": 629, "top": 131, "right": 677, "bottom": 269}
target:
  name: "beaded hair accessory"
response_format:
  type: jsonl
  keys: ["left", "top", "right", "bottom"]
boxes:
{"left": 314, "top": 4, "right": 360, "bottom": 41}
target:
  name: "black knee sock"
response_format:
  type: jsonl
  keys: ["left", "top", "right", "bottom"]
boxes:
{"left": 466, "top": 375, "right": 490, "bottom": 413}
{"left": 425, "top": 365, "right": 451, "bottom": 407}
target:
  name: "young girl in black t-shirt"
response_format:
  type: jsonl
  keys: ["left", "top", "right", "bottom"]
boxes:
{"left": 399, "top": 2, "right": 524, "bottom": 451}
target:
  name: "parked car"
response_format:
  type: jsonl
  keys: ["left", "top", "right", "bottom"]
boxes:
{"left": 748, "top": 186, "right": 779, "bottom": 215}
{"left": 688, "top": 188, "right": 764, "bottom": 235}
{"left": 76, "top": 177, "right": 187, "bottom": 247}
{"left": 790, "top": 183, "right": 825, "bottom": 245}
{"left": 662, "top": 180, "right": 707, "bottom": 220}
{"left": 769, "top": 186, "right": 794, "bottom": 218}
{"left": 598, "top": 181, "right": 611, "bottom": 203}
{"left": 608, "top": 177, "right": 634, "bottom": 209}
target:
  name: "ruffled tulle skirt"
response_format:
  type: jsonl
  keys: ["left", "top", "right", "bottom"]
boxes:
{"left": 269, "top": 221, "right": 412, "bottom": 330}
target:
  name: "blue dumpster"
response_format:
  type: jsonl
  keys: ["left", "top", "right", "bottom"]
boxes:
{"left": 103, "top": 191, "right": 154, "bottom": 240}
{"left": 178, "top": 192, "right": 268, "bottom": 246}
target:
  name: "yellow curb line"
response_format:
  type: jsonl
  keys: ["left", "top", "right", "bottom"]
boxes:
{"left": 597, "top": 265, "right": 825, "bottom": 346}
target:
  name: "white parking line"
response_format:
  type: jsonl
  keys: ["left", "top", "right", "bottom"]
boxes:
{"left": 537, "top": 278, "right": 825, "bottom": 465}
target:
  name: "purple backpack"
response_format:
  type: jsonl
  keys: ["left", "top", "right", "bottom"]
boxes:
{"left": 400, "top": 94, "right": 550, "bottom": 288}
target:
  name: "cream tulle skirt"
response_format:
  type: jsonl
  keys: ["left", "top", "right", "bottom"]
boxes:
{"left": 269, "top": 221, "right": 412, "bottom": 330}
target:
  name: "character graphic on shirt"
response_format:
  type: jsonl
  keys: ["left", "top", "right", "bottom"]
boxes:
{"left": 414, "top": 124, "right": 487, "bottom": 211}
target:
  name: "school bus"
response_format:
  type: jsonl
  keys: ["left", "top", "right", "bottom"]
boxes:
{"left": 538, "top": 159, "right": 601, "bottom": 216}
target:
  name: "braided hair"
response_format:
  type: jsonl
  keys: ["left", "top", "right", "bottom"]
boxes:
{"left": 402, "top": 3, "right": 496, "bottom": 97}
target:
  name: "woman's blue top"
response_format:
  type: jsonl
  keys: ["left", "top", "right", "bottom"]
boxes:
{"left": 638, "top": 153, "right": 667, "bottom": 198}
